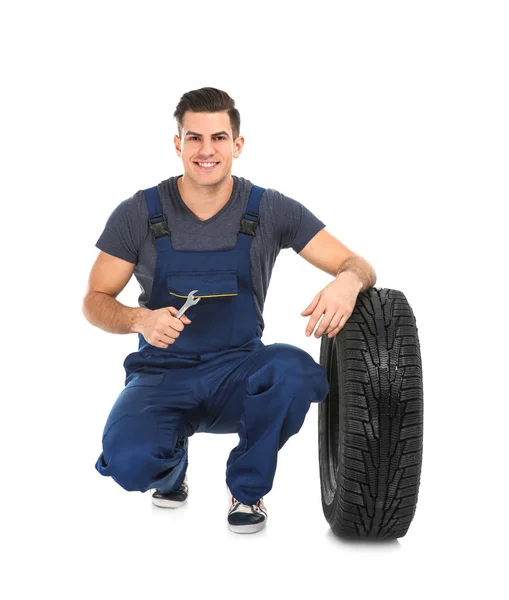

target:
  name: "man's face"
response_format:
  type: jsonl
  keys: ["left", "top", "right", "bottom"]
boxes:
{"left": 174, "top": 111, "right": 244, "bottom": 186}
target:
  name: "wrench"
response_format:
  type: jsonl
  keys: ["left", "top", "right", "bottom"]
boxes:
{"left": 176, "top": 289, "right": 201, "bottom": 318}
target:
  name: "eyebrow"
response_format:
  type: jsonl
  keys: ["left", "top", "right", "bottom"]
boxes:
{"left": 185, "top": 131, "right": 230, "bottom": 138}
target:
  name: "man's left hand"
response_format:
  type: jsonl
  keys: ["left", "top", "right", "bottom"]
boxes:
{"left": 301, "top": 272, "right": 361, "bottom": 338}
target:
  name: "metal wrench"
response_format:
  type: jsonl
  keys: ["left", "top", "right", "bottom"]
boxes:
{"left": 176, "top": 289, "right": 201, "bottom": 318}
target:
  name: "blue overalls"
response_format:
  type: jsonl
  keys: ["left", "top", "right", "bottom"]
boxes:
{"left": 95, "top": 183, "right": 329, "bottom": 505}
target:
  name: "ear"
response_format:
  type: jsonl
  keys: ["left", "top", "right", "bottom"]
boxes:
{"left": 174, "top": 134, "right": 182, "bottom": 157}
{"left": 233, "top": 135, "right": 245, "bottom": 158}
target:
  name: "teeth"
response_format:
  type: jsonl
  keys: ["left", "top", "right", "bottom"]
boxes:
{"left": 198, "top": 162, "right": 217, "bottom": 167}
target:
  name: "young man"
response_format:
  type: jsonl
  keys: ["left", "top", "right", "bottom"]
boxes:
{"left": 83, "top": 87, "right": 376, "bottom": 534}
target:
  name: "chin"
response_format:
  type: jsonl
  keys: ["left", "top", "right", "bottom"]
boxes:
{"left": 190, "top": 168, "right": 229, "bottom": 184}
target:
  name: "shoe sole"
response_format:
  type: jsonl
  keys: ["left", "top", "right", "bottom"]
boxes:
{"left": 151, "top": 497, "right": 187, "bottom": 508}
{"left": 227, "top": 520, "right": 267, "bottom": 534}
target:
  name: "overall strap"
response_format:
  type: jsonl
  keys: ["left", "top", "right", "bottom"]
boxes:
{"left": 144, "top": 186, "right": 172, "bottom": 252}
{"left": 144, "top": 183, "right": 265, "bottom": 252}
{"left": 236, "top": 185, "right": 265, "bottom": 251}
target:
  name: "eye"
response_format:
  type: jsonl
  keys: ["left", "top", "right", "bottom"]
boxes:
{"left": 188, "top": 135, "right": 226, "bottom": 141}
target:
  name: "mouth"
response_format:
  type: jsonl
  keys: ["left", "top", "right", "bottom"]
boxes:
{"left": 194, "top": 161, "right": 220, "bottom": 171}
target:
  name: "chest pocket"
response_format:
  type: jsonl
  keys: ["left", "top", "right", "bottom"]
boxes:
{"left": 167, "top": 270, "right": 238, "bottom": 300}
{"left": 166, "top": 270, "right": 239, "bottom": 351}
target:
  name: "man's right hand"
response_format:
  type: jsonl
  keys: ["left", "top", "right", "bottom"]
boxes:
{"left": 83, "top": 252, "right": 194, "bottom": 342}
{"left": 139, "top": 306, "right": 192, "bottom": 349}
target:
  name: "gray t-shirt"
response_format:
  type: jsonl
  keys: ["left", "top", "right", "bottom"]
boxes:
{"left": 95, "top": 174, "right": 326, "bottom": 335}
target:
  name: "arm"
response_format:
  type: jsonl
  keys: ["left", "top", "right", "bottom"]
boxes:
{"left": 298, "top": 229, "right": 377, "bottom": 338}
{"left": 298, "top": 229, "right": 377, "bottom": 291}
{"left": 82, "top": 250, "right": 149, "bottom": 334}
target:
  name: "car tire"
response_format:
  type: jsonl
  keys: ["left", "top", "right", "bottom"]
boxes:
{"left": 318, "top": 287, "right": 423, "bottom": 539}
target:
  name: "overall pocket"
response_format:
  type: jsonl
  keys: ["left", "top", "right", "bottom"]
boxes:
{"left": 166, "top": 270, "right": 239, "bottom": 352}
{"left": 167, "top": 270, "right": 238, "bottom": 301}
{"left": 125, "top": 372, "right": 166, "bottom": 388}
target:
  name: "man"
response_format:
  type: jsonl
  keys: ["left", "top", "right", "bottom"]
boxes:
{"left": 83, "top": 87, "right": 376, "bottom": 534}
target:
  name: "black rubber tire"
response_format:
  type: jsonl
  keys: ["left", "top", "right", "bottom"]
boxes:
{"left": 318, "top": 287, "right": 423, "bottom": 540}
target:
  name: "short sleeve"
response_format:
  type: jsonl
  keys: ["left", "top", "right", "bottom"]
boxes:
{"left": 95, "top": 192, "right": 146, "bottom": 264}
{"left": 266, "top": 189, "right": 326, "bottom": 253}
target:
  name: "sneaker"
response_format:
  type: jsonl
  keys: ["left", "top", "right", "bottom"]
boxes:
{"left": 227, "top": 484, "right": 267, "bottom": 534}
{"left": 151, "top": 474, "right": 189, "bottom": 508}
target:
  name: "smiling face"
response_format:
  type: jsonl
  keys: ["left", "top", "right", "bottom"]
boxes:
{"left": 174, "top": 111, "right": 244, "bottom": 187}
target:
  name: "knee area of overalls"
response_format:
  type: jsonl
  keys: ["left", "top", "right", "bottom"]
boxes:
{"left": 287, "top": 346, "right": 329, "bottom": 399}
{"left": 102, "top": 413, "right": 185, "bottom": 463}
{"left": 99, "top": 432, "right": 187, "bottom": 493}
{"left": 250, "top": 344, "right": 328, "bottom": 397}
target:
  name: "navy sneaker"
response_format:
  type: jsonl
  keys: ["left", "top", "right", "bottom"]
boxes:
{"left": 227, "top": 484, "right": 267, "bottom": 534}
{"left": 151, "top": 474, "right": 189, "bottom": 508}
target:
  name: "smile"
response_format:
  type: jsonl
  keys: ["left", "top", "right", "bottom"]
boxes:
{"left": 195, "top": 162, "right": 219, "bottom": 170}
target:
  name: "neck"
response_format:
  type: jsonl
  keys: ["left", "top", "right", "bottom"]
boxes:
{"left": 177, "top": 173, "right": 234, "bottom": 214}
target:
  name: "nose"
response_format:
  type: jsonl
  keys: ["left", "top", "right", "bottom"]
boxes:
{"left": 198, "top": 138, "right": 215, "bottom": 157}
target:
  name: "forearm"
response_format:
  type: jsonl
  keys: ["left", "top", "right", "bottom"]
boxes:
{"left": 336, "top": 254, "right": 377, "bottom": 293}
{"left": 82, "top": 291, "right": 149, "bottom": 335}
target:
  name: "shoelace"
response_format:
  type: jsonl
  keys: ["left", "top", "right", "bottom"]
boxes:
{"left": 229, "top": 496, "right": 264, "bottom": 513}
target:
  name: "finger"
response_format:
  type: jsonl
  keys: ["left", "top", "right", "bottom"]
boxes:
{"left": 323, "top": 312, "right": 344, "bottom": 336}
{"left": 154, "top": 338, "right": 170, "bottom": 348}
{"left": 162, "top": 329, "right": 178, "bottom": 341}
{"left": 306, "top": 305, "right": 325, "bottom": 337}
{"left": 302, "top": 297, "right": 319, "bottom": 316}
{"left": 166, "top": 305, "right": 190, "bottom": 324}
{"left": 171, "top": 318, "right": 184, "bottom": 331}
{"left": 327, "top": 314, "right": 347, "bottom": 338}
{"left": 314, "top": 311, "right": 339, "bottom": 338}
{"left": 301, "top": 293, "right": 320, "bottom": 316}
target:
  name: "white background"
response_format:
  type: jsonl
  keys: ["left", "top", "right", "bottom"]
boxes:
{"left": 2, "top": 1, "right": 508, "bottom": 598}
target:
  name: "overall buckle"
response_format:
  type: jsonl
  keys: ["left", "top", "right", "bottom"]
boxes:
{"left": 239, "top": 212, "right": 260, "bottom": 236}
{"left": 148, "top": 214, "right": 170, "bottom": 239}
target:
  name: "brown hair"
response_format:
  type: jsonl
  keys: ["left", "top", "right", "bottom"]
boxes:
{"left": 173, "top": 87, "right": 241, "bottom": 141}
